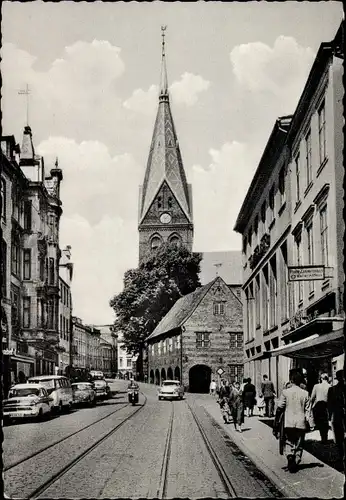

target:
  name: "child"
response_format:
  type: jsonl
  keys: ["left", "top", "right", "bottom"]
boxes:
{"left": 257, "top": 393, "right": 265, "bottom": 417}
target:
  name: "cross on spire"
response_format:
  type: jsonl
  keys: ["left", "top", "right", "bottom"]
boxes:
{"left": 160, "top": 25, "right": 168, "bottom": 96}
{"left": 161, "top": 25, "right": 167, "bottom": 57}
{"left": 18, "top": 84, "right": 31, "bottom": 126}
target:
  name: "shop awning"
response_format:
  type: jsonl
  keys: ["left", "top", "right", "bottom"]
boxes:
{"left": 264, "top": 328, "right": 344, "bottom": 360}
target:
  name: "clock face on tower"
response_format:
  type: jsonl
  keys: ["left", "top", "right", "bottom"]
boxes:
{"left": 160, "top": 212, "right": 172, "bottom": 224}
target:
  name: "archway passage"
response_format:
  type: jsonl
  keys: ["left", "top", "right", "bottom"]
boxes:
{"left": 174, "top": 366, "right": 181, "bottom": 382}
{"left": 150, "top": 369, "right": 154, "bottom": 384}
{"left": 161, "top": 368, "right": 166, "bottom": 382}
{"left": 155, "top": 369, "right": 160, "bottom": 385}
{"left": 189, "top": 364, "right": 212, "bottom": 393}
{"left": 167, "top": 367, "right": 173, "bottom": 380}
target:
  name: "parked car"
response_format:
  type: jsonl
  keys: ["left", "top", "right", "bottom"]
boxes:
{"left": 3, "top": 383, "right": 54, "bottom": 422}
{"left": 93, "top": 379, "right": 110, "bottom": 400}
{"left": 158, "top": 380, "right": 184, "bottom": 400}
{"left": 27, "top": 375, "right": 73, "bottom": 412}
{"left": 72, "top": 382, "right": 96, "bottom": 407}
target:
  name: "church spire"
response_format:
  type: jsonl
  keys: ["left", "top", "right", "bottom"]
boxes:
{"left": 160, "top": 25, "right": 168, "bottom": 99}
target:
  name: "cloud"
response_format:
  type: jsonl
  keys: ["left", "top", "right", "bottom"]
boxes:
{"left": 230, "top": 36, "right": 315, "bottom": 106}
{"left": 170, "top": 72, "right": 210, "bottom": 106}
{"left": 61, "top": 214, "right": 138, "bottom": 324}
{"left": 123, "top": 84, "right": 158, "bottom": 115}
{"left": 192, "top": 141, "right": 258, "bottom": 252}
{"left": 123, "top": 72, "right": 210, "bottom": 114}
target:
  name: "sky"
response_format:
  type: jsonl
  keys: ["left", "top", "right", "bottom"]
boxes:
{"left": 1, "top": 1, "right": 343, "bottom": 324}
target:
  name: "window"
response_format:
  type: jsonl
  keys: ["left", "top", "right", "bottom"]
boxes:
{"left": 196, "top": 332, "right": 210, "bottom": 348}
{"left": 23, "top": 249, "right": 31, "bottom": 280}
{"left": 168, "top": 338, "right": 173, "bottom": 352}
{"left": 163, "top": 338, "right": 167, "bottom": 354}
{"left": 1, "top": 178, "right": 6, "bottom": 220}
{"left": 280, "top": 242, "right": 289, "bottom": 321}
{"left": 37, "top": 298, "right": 44, "bottom": 328}
{"left": 60, "top": 314, "right": 63, "bottom": 337}
{"left": 11, "top": 285, "right": 20, "bottom": 330}
{"left": 255, "top": 275, "right": 260, "bottom": 328}
{"left": 119, "top": 358, "right": 123, "bottom": 368}
{"left": 169, "top": 235, "right": 180, "bottom": 246}
{"left": 47, "top": 299, "right": 54, "bottom": 329}
{"left": 305, "top": 129, "right": 312, "bottom": 187}
{"left": 262, "top": 266, "right": 270, "bottom": 331}
{"left": 295, "top": 153, "right": 300, "bottom": 203}
{"left": 295, "top": 234, "right": 303, "bottom": 303}
{"left": 176, "top": 335, "right": 181, "bottom": 349}
{"left": 269, "top": 256, "right": 277, "bottom": 328}
{"left": 23, "top": 201, "right": 32, "bottom": 230}
{"left": 318, "top": 100, "right": 326, "bottom": 164}
{"left": 39, "top": 256, "right": 45, "bottom": 281}
{"left": 151, "top": 236, "right": 161, "bottom": 250}
{"left": 269, "top": 186, "right": 275, "bottom": 211}
{"left": 320, "top": 205, "right": 329, "bottom": 266}
{"left": 213, "top": 302, "right": 225, "bottom": 315}
{"left": 158, "top": 341, "right": 162, "bottom": 356}
{"left": 229, "top": 332, "right": 243, "bottom": 349}
{"left": 261, "top": 201, "right": 266, "bottom": 232}
{"left": 228, "top": 364, "right": 243, "bottom": 383}
{"left": 279, "top": 167, "right": 286, "bottom": 206}
{"left": 126, "top": 358, "right": 132, "bottom": 368}
{"left": 23, "top": 297, "right": 31, "bottom": 328}
{"left": 11, "top": 236, "right": 20, "bottom": 277}
{"left": 1, "top": 239, "right": 7, "bottom": 297}
{"left": 157, "top": 196, "right": 162, "bottom": 209}
{"left": 49, "top": 257, "right": 55, "bottom": 285}
{"left": 306, "top": 222, "right": 314, "bottom": 293}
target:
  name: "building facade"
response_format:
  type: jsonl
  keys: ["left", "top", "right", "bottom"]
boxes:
{"left": 138, "top": 30, "right": 193, "bottom": 262}
{"left": 92, "top": 324, "right": 117, "bottom": 377}
{"left": 58, "top": 246, "right": 73, "bottom": 374}
{"left": 116, "top": 330, "right": 137, "bottom": 379}
{"left": 1, "top": 126, "right": 63, "bottom": 393}
{"left": 71, "top": 317, "right": 101, "bottom": 371}
{"left": 147, "top": 276, "right": 243, "bottom": 393}
{"left": 234, "top": 24, "right": 344, "bottom": 394}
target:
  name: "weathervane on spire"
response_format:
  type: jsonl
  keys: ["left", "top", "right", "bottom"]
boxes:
{"left": 18, "top": 84, "right": 31, "bottom": 126}
{"left": 161, "top": 25, "right": 167, "bottom": 57}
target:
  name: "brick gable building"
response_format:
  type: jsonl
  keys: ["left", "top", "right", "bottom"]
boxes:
{"left": 146, "top": 276, "right": 243, "bottom": 393}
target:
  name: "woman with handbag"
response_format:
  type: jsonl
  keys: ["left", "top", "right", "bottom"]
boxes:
{"left": 273, "top": 369, "right": 311, "bottom": 472}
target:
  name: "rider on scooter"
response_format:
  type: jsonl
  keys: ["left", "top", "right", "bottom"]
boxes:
{"left": 128, "top": 378, "right": 139, "bottom": 390}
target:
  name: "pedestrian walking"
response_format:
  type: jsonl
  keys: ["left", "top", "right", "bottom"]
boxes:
{"left": 209, "top": 379, "right": 217, "bottom": 396}
{"left": 243, "top": 377, "right": 256, "bottom": 417}
{"left": 327, "top": 370, "right": 345, "bottom": 463}
{"left": 256, "top": 393, "right": 265, "bottom": 417}
{"left": 273, "top": 369, "right": 311, "bottom": 473}
{"left": 229, "top": 381, "right": 244, "bottom": 432}
{"left": 261, "top": 374, "right": 276, "bottom": 417}
{"left": 218, "top": 379, "right": 231, "bottom": 423}
{"left": 310, "top": 373, "right": 330, "bottom": 443}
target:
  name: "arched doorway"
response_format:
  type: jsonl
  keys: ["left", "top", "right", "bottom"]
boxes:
{"left": 155, "top": 369, "right": 160, "bottom": 385}
{"left": 167, "top": 367, "right": 173, "bottom": 380}
{"left": 150, "top": 370, "right": 154, "bottom": 384}
{"left": 174, "top": 366, "right": 181, "bottom": 382}
{"left": 161, "top": 368, "right": 166, "bottom": 382}
{"left": 189, "top": 364, "right": 212, "bottom": 393}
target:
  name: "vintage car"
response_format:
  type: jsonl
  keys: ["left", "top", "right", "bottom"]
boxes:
{"left": 72, "top": 382, "right": 96, "bottom": 407}
{"left": 158, "top": 380, "right": 184, "bottom": 400}
{"left": 93, "top": 379, "right": 110, "bottom": 400}
{"left": 3, "top": 383, "right": 54, "bottom": 422}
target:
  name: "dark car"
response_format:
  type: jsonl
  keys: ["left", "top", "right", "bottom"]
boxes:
{"left": 72, "top": 382, "right": 96, "bottom": 407}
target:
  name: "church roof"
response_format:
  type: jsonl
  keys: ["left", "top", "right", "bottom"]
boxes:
{"left": 139, "top": 28, "right": 192, "bottom": 224}
{"left": 199, "top": 251, "right": 242, "bottom": 285}
{"left": 146, "top": 277, "right": 219, "bottom": 341}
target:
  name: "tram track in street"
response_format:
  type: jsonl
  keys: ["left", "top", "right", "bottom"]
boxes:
{"left": 4, "top": 400, "right": 130, "bottom": 472}
{"left": 4, "top": 394, "right": 148, "bottom": 499}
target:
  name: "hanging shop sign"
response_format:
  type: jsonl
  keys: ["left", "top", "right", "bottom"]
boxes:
{"left": 288, "top": 266, "right": 325, "bottom": 281}
{"left": 217, "top": 367, "right": 225, "bottom": 376}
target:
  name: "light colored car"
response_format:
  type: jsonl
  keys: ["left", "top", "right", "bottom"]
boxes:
{"left": 93, "top": 379, "right": 109, "bottom": 400}
{"left": 27, "top": 375, "right": 73, "bottom": 412}
{"left": 72, "top": 382, "right": 96, "bottom": 407}
{"left": 3, "top": 383, "right": 54, "bottom": 422}
{"left": 158, "top": 380, "right": 184, "bottom": 400}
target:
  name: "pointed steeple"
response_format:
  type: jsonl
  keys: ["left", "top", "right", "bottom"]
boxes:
{"left": 20, "top": 125, "right": 36, "bottom": 165}
{"left": 139, "top": 27, "right": 193, "bottom": 224}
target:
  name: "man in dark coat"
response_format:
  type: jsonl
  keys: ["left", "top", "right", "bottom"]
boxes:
{"left": 328, "top": 370, "right": 345, "bottom": 463}
{"left": 261, "top": 374, "right": 276, "bottom": 417}
{"left": 243, "top": 377, "right": 256, "bottom": 417}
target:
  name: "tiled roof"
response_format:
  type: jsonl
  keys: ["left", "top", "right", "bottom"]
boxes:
{"left": 198, "top": 251, "right": 242, "bottom": 285}
{"left": 146, "top": 278, "right": 218, "bottom": 341}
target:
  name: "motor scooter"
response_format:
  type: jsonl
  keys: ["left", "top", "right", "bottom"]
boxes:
{"left": 128, "top": 388, "right": 139, "bottom": 406}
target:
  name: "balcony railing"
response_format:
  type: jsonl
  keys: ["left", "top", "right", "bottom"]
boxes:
{"left": 249, "top": 233, "right": 270, "bottom": 270}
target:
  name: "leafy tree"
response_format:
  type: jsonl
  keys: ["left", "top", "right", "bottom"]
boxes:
{"left": 110, "top": 243, "right": 202, "bottom": 355}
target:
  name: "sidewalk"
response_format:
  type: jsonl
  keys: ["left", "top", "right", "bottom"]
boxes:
{"left": 194, "top": 394, "right": 344, "bottom": 499}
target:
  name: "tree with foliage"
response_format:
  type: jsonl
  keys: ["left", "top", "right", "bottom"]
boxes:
{"left": 109, "top": 243, "right": 202, "bottom": 355}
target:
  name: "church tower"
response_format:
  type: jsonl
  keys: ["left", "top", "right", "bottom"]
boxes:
{"left": 138, "top": 27, "right": 194, "bottom": 262}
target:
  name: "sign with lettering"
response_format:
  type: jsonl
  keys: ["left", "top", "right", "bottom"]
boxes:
{"left": 3, "top": 349, "right": 15, "bottom": 356}
{"left": 288, "top": 266, "right": 325, "bottom": 281}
